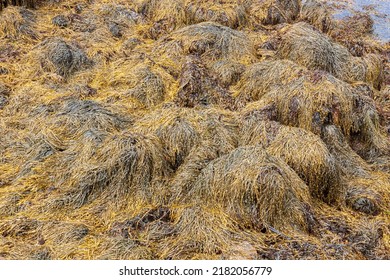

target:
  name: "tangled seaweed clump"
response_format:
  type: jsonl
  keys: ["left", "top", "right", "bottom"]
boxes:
{"left": 278, "top": 22, "right": 384, "bottom": 89}
{"left": 0, "top": 0, "right": 389, "bottom": 260}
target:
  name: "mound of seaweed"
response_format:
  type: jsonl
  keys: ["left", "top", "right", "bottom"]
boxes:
{"left": 235, "top": 60, "right": 388, "bottom": 160}
{"left": 278, "top": 22, "right": 383, "bottom": 89}
{"left": 152, "top": 21, "right": 256, "bottom": 66}
{"left": 0, "top": 0, "right": 389, "bottom": 260}
{"left": 0, "top": 6, "right": 38, "bottom": 40}
{"left": 248, "top": 0, "right": 301, "bottom": 26}
{"left": 33, "top": 38, "right": 93, "bottom": 78}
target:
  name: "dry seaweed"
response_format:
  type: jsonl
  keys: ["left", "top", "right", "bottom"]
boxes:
{"left": 248, "top": 0, "right": 301, "bottom": 26}
{"left": 278, "top": 22, "right": 383, "bottom": 89}
{"left": 152, "top": 21, "right": 256, "bottom": 66}
{"left": 240, "top": 120, "right": 343, "bottom": 205}
{"left": 0, "top": 0, "right": 388, "bottom": 261}
{"left": 174, "top": 55, "right": 235, "bottom": 109}
{"left": 0, "top": 6, "right": 38, "bottom": 40}
{"left": 300, "top": 0, "right": 333, "bottom": 33}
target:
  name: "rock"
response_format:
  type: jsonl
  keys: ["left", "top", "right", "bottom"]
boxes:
{"left": 43, "top": 39, "right": 92, "bottom": 77}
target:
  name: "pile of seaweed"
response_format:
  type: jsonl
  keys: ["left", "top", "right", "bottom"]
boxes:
{"left": 0, "top": 0, "right": 389, "bottom": 260}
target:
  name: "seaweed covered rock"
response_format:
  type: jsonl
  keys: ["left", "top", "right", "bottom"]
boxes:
{"left": 134, "top": 105, "right": 238, "bottom": 170}
{"left": 235, "top": 59, "right": 303, "bottom": 104}
{"left": 240, "top": 119, "right": 343, "bottom": 205}
{"left": 49, "top": 99, "right": 131, "bottom": 136}
{"left": 235, "top": 59, "right": 388, "bottom": 159}
{"left": 186, "top": 145, "right": 316, "bottom": 233}
{"left": 38, "top": 39, "right": 92, "bottom": 78}
{"left": 185, "top": 0, "right": 248, "bottom": 28}
{"left": 153, "top": 22, "right": 256, "bottom": 66}
{"left": 137, "top": 0, "right": 248, "bottom": 39}
{"left": 346, "top": 184, "right": 382, "bottom": 216}
{"left": 330, "top": 13, "right": 375, "bottom": 52}
{"left": 99, "top": 3, "right": 141, "bottom": 38}
{"left": 349, "top": 94, "right": 389, "bottom": 160}
{"left": 278, "top": 22, "right": 383, "bottom": 89}
{"left": 41, "top": 222, "right": 89, "bottom": 244}
{"left": 42, "top": 130, "right": 169, "bottom": 207}
{"left": 125, "top": 66, "right": 166, "bottom": 107}
{"left": 0, "top": 6, "right": 38, "bottom": 40}
{"left": 299, "top": 0, "right": 333, "bottom": 33}
{"left": 211, "top": 60, "right": 246, "bottom": 87}
{"left": 135, "top": 108, "right": 201, "bottom": 170}
{"left": 160, "top": 205, "right": 252, "bottom": 259}
{"left": 235, "top": 60, "right": 355, "bottom": 134}
{"left": 174, "top": 55, "right": 235, "bottom": 109}
{"left": 322, "top": 125, "right": 389, "bottom": 215}
{"left": 100, "top": 3, "right": 141, "bottom": 26}
{"left": 0, "top": 0, "right": 389, "bottom": 261}
{"left": 136, "top": 0, "right": 186, "bottom": 38}
{"left": 321, "top": 125, "right": 372, "bottom": 178}
{"left": 248, "top": 0, "right": 301, "bottom": 25}
{"left": 97, "top": 59, "right": 173, "bottom": 108}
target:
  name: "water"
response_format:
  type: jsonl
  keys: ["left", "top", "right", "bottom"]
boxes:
{"left": 332, "top": 0, "right": 389, "bottom": 42}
